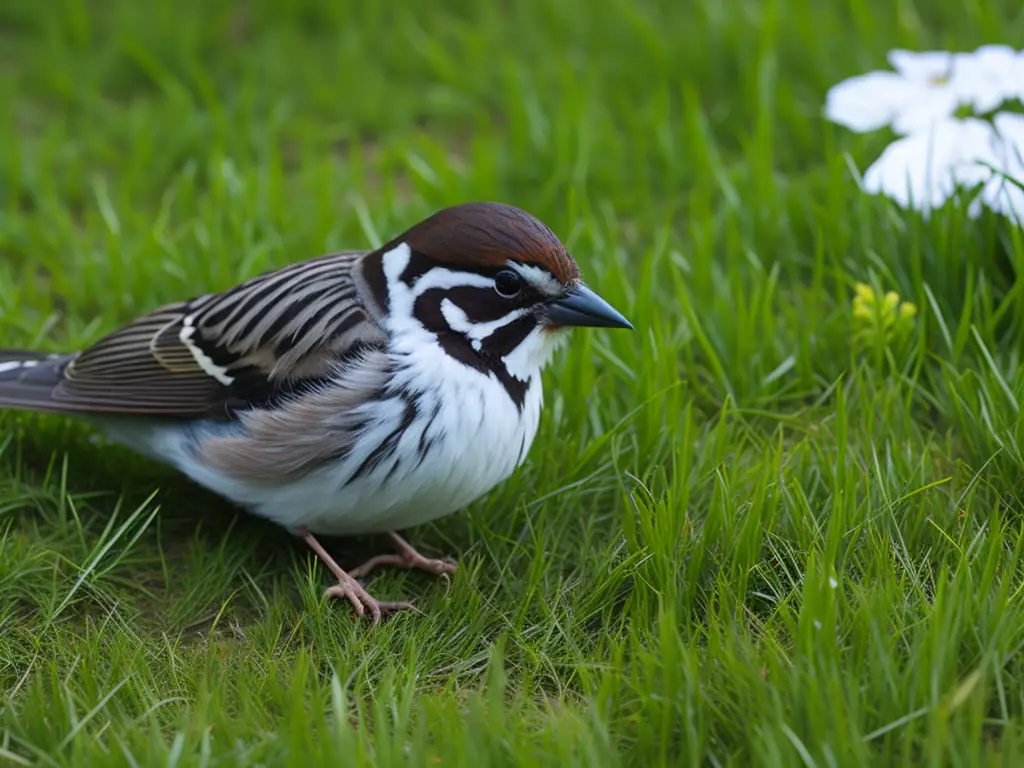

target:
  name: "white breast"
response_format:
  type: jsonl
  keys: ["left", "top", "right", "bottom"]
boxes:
{"left": 290, "top": 341, "right": 547, "bottom": 535}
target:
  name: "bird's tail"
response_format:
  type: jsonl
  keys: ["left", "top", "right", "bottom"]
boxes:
{"left": 0, "top": 350, "right": 77, "bottom": 414}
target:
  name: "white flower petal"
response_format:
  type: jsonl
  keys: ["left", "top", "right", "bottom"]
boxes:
{"left": 862, "top": 118, "right": 1001, "bottom": 214}
{"left": 980, "top": 113, "right": 1024, "bottom": 224}
{"left": 982, "top": 179, "right": 1024, "bottom": 224}
{"left": 951, "top": 45, "right": 1024, "bottom": 113}
{"left": 1017, "top": 51, "right": 1024, "bottom": 101}
{"left": 993, "top": 113, "right": 1024, "bottom": 165}
{"left": 889, "top": 90, "right": 961, "bottom": 135}
{"left": 887, "top": 49, "right": 955, "bottom": 80}
{"left": 827, "top": 48, "right": 1024, "bottom": 137}
{"left": 967, "top": 194, "right": 986, "bottom": 219}
{"left": 969, "top": 43, "right": 1019, "bottom": 59}
{"left": 994, "top": 112, "right": 1024, "bottom": 132}
{"left": 824, "top": 72, "right": 922, "bottom": 133}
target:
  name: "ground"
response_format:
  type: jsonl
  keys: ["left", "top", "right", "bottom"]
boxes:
{"left": 2, "top": 0, "right": 1024, "bottom": 765}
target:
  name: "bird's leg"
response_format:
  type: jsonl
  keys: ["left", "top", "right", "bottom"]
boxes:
{"left": 299, "top": 527, "right": 415, "bottom": 623}
{"left": 348, "top": 531, "right": 458, "bottom": 581}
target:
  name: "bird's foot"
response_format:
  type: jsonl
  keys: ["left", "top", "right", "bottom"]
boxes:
{"left": 348, "top": 530, "right": 458, "bottom": 581}
{"left": 300, "top": 526, "right": 417, "bottom": 623}
{"left": 322, "top": 575, "right": 417, "bottom": 623}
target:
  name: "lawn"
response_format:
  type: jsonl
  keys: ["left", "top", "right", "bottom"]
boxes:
{"left": 2, "top": 0, "right": 1024, "bottom": 765}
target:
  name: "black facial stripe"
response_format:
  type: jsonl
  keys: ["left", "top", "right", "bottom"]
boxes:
{"left": 407, "top": 280, "right": 542, "bottom": 410}
{"left": 410, "top": 289, "right": 448, "bottom": 334}
{"left": 478, "top": 313, "right": 538, "bottom": 359}
{"left": 433, "top": 333, "right": 530, "bottom": 410}
{"left": 414, "top": 285, "right": 532, "bottom": 327}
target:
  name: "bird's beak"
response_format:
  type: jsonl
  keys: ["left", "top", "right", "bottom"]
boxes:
{"left": 545, "top": 283, "right": 634, "bottom": 330}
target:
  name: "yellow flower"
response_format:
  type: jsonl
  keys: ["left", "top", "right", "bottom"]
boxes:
{"left": 852, "top": 283, "right": 876, "bottom": 320}
{"left": 854, "top": 282, "right": 875, "bottom": 301}
{"left": 852, "top": 300, "right": 872, "bottom": 319}
{"left": 851, "top": 281, "right": 917, "bottom": 348}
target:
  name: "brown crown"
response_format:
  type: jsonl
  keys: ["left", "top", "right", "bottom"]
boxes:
{"left": 394, "top": 202, "right": 580, "bottom": 284}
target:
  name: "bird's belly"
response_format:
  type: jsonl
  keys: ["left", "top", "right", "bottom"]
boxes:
{"left": 295, "top": 381, "right": 543, "bottom": 535}
{"left": 281, "top": 429, "right": 520, "bottom": 535}
{"left": 111, "top": 376, "right": 544, "bottom": 537}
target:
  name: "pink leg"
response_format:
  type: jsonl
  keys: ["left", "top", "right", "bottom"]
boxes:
{"left": 348, "top": 531, "right": 458, "bottom": 581}
{"left": 299, "top": 527, "right": 415, "bottom": 623}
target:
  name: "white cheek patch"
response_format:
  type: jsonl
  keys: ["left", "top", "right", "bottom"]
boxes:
{"left": 180, "top": 317, "right": 234, "bottom": 386}
{"left": 503, "top": 326, "right": 568, "bottom": 381}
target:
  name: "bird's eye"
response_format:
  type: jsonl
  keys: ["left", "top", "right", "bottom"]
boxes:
{"left": 494, "top": 269, "right": 523, "bottom": 298}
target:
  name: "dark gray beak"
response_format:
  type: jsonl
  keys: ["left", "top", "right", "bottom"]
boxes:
{"left": 546, "top": 283, "right": 634, "bottom": 330}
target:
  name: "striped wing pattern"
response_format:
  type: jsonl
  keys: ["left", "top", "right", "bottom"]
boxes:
{"left": 48, "top": 251, "right": 385, "bottom": 418}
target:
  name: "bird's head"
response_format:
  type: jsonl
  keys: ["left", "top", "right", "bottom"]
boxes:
{"left": 360, "top": 202, "right": 632, "bottom": 399}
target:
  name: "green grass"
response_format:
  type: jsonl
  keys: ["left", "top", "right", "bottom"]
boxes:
{"left": 2, "top": 0, "right": 1024, "bottom": 764}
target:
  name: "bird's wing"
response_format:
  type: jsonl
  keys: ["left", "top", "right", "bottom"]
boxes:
{"left": 0, "top": 251, "right": 388, "bottom": 419}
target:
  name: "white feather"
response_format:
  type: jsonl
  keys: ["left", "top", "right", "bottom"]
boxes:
{"left": 409, "top": 266, "right": 494, "bottom": 295}
{"left": 510, "top": 262, "right": 563, "bottom": 296}
{"left": 179, "top": 317, "right": 234, "bottom": 386}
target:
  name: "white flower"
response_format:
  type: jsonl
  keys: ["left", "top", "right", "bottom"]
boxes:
{"left": 957, "top": 45, "right": 1024, "bottom": 111}
{"left": 862, "top": 118, "right": 999, "bottom": 214}
{"left": 825, "top": 47, "right": 1024, "bottom": 135}
{"left": 861, "top": 115, "right": 1024, "bottom": 222}
{"left": 978, "top": 113, "right": 1024, "bottom": 224}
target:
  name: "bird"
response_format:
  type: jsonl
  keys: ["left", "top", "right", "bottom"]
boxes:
{"left": 0, "top": 201, "right": 633, "bottom": 622}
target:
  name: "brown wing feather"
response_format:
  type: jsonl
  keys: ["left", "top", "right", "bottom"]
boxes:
{"left": 51, "top": 304, "right": 217, "bottom": 415}
{"left": 1, "top": 251, "right": 388, "bottom": 420}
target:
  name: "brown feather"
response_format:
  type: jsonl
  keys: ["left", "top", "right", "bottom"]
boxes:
{"left": 392, "top": 202, "right": 580, "bottom": 284}
{"left": 40, "top": 252, "right": 387, "bottom": 418}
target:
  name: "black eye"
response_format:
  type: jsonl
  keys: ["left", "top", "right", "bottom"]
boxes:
{"left": 494, "top": 269, "right": 523, "bottom": 298}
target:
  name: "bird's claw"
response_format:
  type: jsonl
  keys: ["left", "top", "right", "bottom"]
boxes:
{"left": 349, "top": 552, "right": 457, "bottom": 581}
{"left": 323, "top": 576, "right": 417, "bottom": 623}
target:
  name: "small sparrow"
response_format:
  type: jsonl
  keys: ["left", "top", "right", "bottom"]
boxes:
{"left": 0, "top": 202, "right": 632, "bottom": 621}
